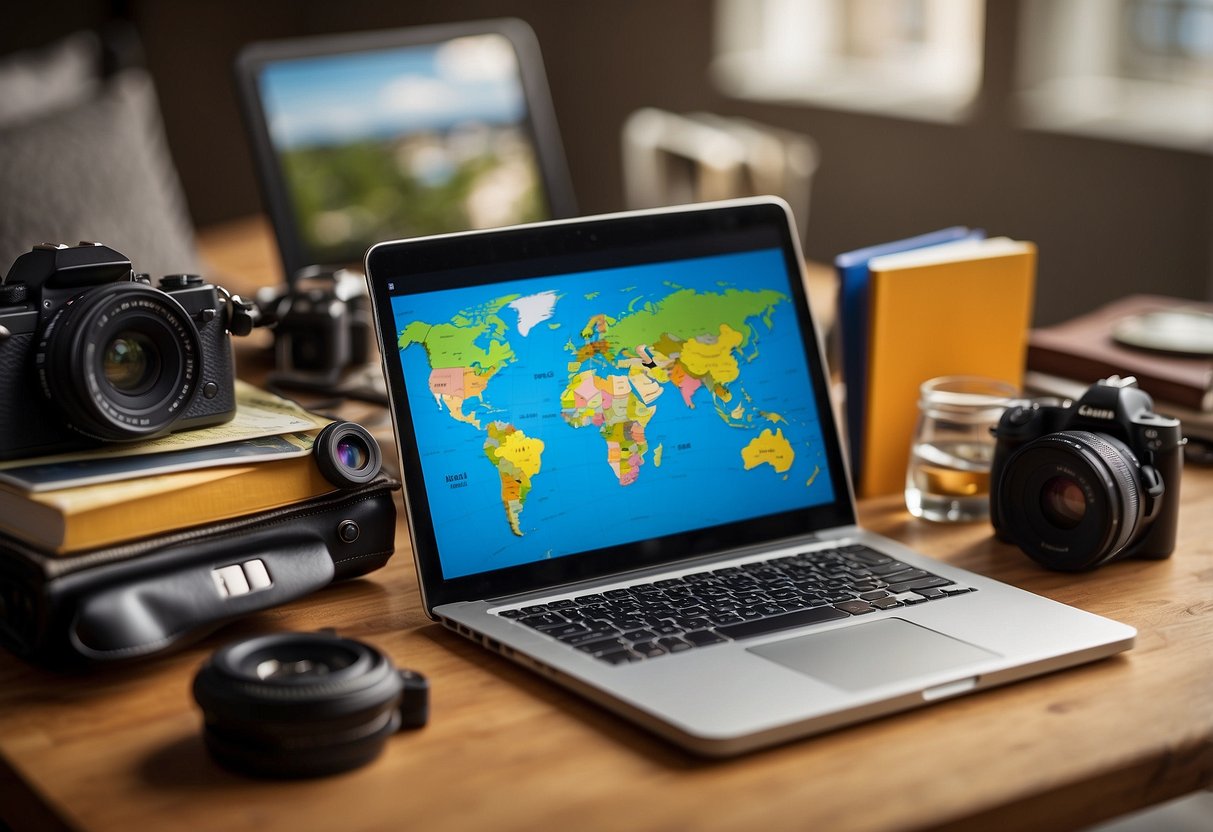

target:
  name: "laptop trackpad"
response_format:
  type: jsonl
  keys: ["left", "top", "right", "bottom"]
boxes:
{"left": 748, "top": 618, "right": 998, "bottom": 692}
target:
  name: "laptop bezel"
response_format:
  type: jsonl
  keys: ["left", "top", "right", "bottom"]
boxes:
{"left": 234, "top": 17, "right": 577, "bottom": 283}
{"left": 364, "top": 199, "right": 857, "bottom": 613}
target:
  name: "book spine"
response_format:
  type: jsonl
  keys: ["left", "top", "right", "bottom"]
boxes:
{"left": 1027, "top": 345, "right": 1210, "bottom": 411}
{"left": 836, "top": 264, "right": 869, "bottom": 482}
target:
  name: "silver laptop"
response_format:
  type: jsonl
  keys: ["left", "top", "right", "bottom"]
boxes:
{"left": 364, "top": 197, "right": 1134, "bottom": 756}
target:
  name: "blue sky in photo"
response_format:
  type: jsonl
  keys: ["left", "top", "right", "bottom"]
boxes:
{"left": 259, "top": 34, "right": 527, "bottom": 148}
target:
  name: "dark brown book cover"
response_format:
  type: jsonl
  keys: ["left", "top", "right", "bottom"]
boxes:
{"left": 1028, "top": 294, "right": 1213, "bottom": 411}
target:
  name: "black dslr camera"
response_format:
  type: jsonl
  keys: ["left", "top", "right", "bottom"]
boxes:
{"left": 989, "top": 377, "right": 1182, "bottom": 571}
{"left": 256, "top": 268, "right": 371, "bottom": 383}
{"left": 0, "top": 242, "right": 258, "bottom": 460}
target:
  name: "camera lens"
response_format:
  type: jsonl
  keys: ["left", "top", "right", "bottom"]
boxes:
{"left": 1039, "top": 475, "right": 1087, "bottom": 529}
{"left": 314, "top": 421, "right": 382, "bottom": 487}
{"left": 37, "top": 283, "right": 200, "bottom": 441}
{"left": 995, "top": 430, "right": 1145, "bottom": 570}
{"left": 102, "top": 330, "right": 160, "bottom": 394}
{"left": 192, "top": 632, "right": 427, "bottom": 779}
{"left": 336, "top": 435, "right": 371, "bottom": 470}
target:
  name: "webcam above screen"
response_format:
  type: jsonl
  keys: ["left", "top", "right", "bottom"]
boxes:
{"left": 235, "top": 19, "right": 576, "bottom": 283}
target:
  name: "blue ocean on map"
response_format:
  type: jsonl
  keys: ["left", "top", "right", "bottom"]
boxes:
{"left": 391, "top": 247, "right": 835, "bottom": 579}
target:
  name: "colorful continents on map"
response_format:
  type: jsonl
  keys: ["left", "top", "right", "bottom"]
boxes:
{"left": 398, "top": 292, "right": 520, "bottom": 430}
{"left": 560, "top": 287, "right": 790, "bottom": 488}
{"left": 399, "top": 284, "right": 811, "bottom": 539}
{"left": 483, "top": 421, "right": 545, "bottom": 536}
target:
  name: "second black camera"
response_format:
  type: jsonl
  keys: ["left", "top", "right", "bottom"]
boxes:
{"left": 989, "top": 377, "right": 1182, "bottom": 571}
{"left": 256, "top": 268, "right": 371, "bottom": 383}
{"left": 0, "top": 242, "right": 257, "bottom": 460}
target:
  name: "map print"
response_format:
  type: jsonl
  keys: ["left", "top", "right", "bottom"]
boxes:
{"left": 393, "top": 247, "right": 835, "bottom": 579}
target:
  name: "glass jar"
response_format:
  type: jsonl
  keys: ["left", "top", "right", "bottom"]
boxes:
{"left": 905, "top": 376, "right": 1019, "bottom": 522}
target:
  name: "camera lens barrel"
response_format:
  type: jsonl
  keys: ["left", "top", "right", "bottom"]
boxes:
{"left": 192, "top": 632, "right": 428, "bottom": 779}
{"left": 996, "top": 430, "right": 1147, "bottom": 570}
{"left": 36, "top": 283, "right": 201, "bottom": 441}
{"left": 314, "top": 421, "right": 383, "bottom": 487}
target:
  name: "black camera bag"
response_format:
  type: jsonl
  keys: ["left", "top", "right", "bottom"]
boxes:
{"left": 0, "top": 475, "right": 399, "bottom": 667}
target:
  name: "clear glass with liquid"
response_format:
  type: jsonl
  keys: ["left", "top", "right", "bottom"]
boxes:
{"left": 905, "top": 376, "right": 1019, "bottom": 523}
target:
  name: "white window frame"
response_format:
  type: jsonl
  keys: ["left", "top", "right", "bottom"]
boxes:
{"left": 712, "top": 0, "right": 986, "bottom": 123}
{"left": 1017, "top": 0, "right": 1213, "bottom": 151}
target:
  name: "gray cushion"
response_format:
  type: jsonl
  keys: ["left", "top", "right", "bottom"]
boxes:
{"left": 0, "top": 31, "right": 100, "bottom": 126}
{"left": 0, "top": 68, "right": 199, "bottom": 279}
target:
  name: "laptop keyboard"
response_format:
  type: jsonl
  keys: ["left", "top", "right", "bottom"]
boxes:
{"left": 495, "top": 544, "right": 976, "bottom": 665}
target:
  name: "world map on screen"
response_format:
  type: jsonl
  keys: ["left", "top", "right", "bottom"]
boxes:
{"left": 392, "top": 247, "right": 835, "bottom": 578}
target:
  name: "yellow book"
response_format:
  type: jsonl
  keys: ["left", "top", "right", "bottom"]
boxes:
{"left": 0, "top": 455, "right": 336, "bottom": 554}
{"left": 859, "top": 238, "right": 1036, "bottom": 498}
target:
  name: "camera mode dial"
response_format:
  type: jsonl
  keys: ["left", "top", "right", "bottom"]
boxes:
{"left": 159, "top": 274, "right": 204, "bottom": 290}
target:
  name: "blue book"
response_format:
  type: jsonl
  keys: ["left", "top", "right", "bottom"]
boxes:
{"left": 834, "top": 227, "right": 984, "bottom": 484}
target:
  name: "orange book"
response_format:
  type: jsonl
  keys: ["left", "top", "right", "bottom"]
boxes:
{"left": 0, "top": 456, "right": 336, "bottom": 554}
{"left": 859, "top": 238, "right": 1036, "bottom": 497}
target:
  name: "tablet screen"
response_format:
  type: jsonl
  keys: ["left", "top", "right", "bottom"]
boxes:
{"left": 237, "top": 22, "right": 573, "bottom": 279}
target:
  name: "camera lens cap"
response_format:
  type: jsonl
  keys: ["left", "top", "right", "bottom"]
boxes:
{"left": 314, "top": 421, "right": 382, "bottom": 487}
{"left": 192, "top": 631, "right": 428, "bottom": 779}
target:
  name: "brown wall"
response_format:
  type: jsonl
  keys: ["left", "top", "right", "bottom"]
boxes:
{"left": 5, "top": 0, "right": 1212, "bottom": 324}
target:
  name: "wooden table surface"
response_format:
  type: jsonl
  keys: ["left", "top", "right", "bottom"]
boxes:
{"left": 0, "top": 218, "right": 1210, "bottom": 832}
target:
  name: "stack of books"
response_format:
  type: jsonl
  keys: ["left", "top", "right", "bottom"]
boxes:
{"left": 1026, "top": 294, "right": 1213, "bottom": 442}
{"left": 0, "top": 382, "right": 335, "bottom": 555}
{"left": 835, "top": 228, "right": 1037, "bottom": 497}
{"left": 0, "top": 381, "right": 404, "bottom": 665}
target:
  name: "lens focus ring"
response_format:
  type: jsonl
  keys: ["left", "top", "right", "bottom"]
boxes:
{"left": 1065, "top": 430, "right": 1141, "bottom": 550}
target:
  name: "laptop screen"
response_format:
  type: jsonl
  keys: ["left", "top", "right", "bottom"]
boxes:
{"left": 367, "top": 200, "right": 855, "bottom": 608}
{"left": 236, "top": 20, "right": 575, "bottom": 281}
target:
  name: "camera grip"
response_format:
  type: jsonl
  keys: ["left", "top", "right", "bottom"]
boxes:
{"left": 69, "top": 543, "right": 336, "bottom": 661}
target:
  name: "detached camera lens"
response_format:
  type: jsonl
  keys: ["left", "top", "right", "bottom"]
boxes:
{"left": 314, "top": 421, "right": 382, "bottom": 487}
{"left": 38, "top": 283, "right": 199, "bottom": 440}
{"left": 192, "top": 632, "right": 428, "bottom": 779}
{"left": 996, "top": 430, "right": 1145, "bottom": 571}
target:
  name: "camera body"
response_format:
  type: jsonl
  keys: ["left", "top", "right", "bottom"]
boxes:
{"left": 990, "top": 377, "right": 1182, "bottom": 571}
{"left": 257, "top": 268, "right": 371, "bottom": 382}
{"left": 0, "top": 243, "right": 251, "bottom": 460}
